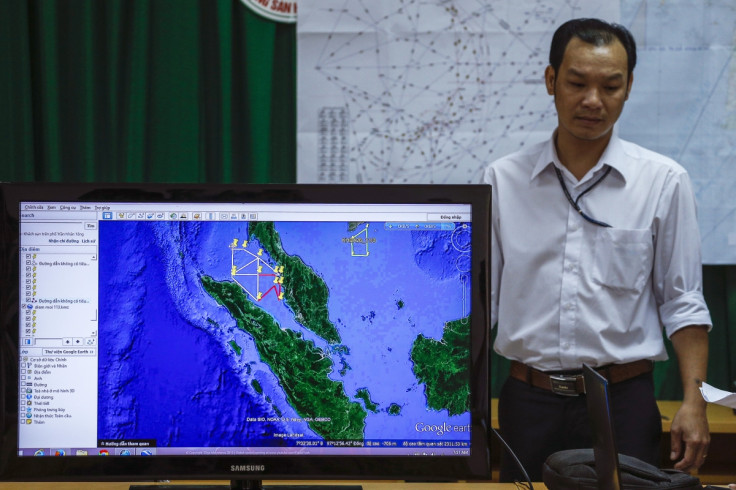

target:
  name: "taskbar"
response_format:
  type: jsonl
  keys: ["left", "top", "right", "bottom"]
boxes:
{"left": 20, "top": 440, "right": 472, "bottom": 458}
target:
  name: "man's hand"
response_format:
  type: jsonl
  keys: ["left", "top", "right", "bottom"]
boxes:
{"left": 669, "top": 325, "right": 710, "bottom": 472}
{"left": 669, "top": 401, "right": 709, "bottom": 471}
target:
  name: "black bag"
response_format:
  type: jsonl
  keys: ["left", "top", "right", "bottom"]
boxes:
{"left": 542, "top": 449, "right": 702, "bottom": 490}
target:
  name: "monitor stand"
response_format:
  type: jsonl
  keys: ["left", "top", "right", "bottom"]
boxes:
{"left": 130, "top": 481, "right": 362, "bottom": 490}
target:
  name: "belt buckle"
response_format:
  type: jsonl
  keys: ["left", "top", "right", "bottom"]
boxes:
{"left": 549, "top": 374, "right": 582, "bottom": 396}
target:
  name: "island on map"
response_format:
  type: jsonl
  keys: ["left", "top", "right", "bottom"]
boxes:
{"left": 202, "top": 275, "right": 367, "bottom": 441}
{"left": 410, "top": 317, "right": 470, "bottom": 416}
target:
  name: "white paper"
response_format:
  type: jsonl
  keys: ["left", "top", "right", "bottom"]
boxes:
{"left": 700, "top": 382, "right": 736, "bottom": 409}
{"left": 297, "top": 0, "right": 736, "bottom": 264}
{"left": 297, "top": 0, "right": 618, "bottom": 185}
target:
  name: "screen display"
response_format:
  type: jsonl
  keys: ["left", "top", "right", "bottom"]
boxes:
{"left": 16, "top": 199, "right": 475, "bottom": 458}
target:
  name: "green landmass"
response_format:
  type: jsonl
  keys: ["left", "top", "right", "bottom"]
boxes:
{"left": 387, "top": 403, "right": 402, "bottom": 416}
{"left": 201, "top": 275, "right": 366, "bottom": 440}
{"left": 248, "top": 221, "right": 341, "bottom": 344}
{"left": 347, "top": 222, "right": 365, "bottom": 232}
{"left": 228, "top": 340, "right": 243, "bottom": 356}
{"left": 410, "top": 317, "right": 470, "bottom": 416}
{"left": 332, "top": 345, "right": 349, "bottom": 355}
{"left": 338, "top": 359, "right": 351, "bottom": 377}
{"left": 396, "top": 299, "right": 405, "bottom": 309}
{"left": 251, "top": 379, "right": 263, "bottom": 395}
{"left": 355, "top": 388, "right": 379, "bottom": 413}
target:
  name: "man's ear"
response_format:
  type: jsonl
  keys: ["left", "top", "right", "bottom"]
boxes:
{"left": 544, "top": 65, "right": 556, "bottom": 96}
{"left": 625, "top": 72, "right": 634, "bottom": 101}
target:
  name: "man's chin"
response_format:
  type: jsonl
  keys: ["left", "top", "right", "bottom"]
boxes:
{"left": 569, "top": 125, "right": 613, "bottom": 142}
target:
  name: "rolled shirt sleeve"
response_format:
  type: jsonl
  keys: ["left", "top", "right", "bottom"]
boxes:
{"left": 653, "top": 170, "right": 713, "bottom": 337}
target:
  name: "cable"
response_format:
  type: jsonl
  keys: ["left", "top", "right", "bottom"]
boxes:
{"left": 491, "top": 428, "right": 534, "bottom": 490}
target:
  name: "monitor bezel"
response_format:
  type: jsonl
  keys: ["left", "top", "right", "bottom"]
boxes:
{"left": 0, "top": 182, "right": 491, "bottom": 483}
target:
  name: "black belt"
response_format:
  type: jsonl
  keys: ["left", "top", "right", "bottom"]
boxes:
{"left": 509, "top": 360, "right": 654, "bottom": 396}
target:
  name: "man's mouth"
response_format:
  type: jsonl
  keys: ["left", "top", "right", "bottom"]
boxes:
{"left": 576, "top": 115, "right": 603, "bottom": 124}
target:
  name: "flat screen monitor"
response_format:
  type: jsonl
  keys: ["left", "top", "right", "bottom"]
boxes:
{"left": 0, "top": 183, "right": 492, "bottom": 489}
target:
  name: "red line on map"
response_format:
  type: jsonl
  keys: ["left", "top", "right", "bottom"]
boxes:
{"left": 259, "top": 284, "right": 283, "bottom": 301}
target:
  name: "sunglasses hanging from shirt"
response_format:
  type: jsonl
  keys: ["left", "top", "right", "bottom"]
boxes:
{"left": 553, "top": 165, "right": 613, "bottom": 228}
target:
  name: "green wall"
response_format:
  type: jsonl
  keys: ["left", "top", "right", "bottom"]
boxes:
{"left": 1, "top": 0, "right": 294, "bottom": 183}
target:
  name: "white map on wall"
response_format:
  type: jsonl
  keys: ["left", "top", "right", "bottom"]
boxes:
{"left": 297, "top": 0, "right": 736, "bottom": 264}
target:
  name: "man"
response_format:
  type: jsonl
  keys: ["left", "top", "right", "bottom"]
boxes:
{"left": 484, "top": 18, "right": 711, "bottom": 482}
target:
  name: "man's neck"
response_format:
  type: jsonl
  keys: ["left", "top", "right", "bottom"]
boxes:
{"left": 554, "top": 130, "right": 613, "bottom": 181}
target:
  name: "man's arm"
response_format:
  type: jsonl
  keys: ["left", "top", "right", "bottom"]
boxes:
{"left": 669, "top": 324, "right": 709, "bottom": 472}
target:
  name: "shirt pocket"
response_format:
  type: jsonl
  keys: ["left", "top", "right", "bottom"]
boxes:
{"left": 592, "top": 228, "right": 653, "bottom": 294}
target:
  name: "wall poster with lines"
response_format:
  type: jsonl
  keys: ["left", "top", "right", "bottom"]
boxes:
{"left": 297, "top": 0, "right": 736, "bottom": 264}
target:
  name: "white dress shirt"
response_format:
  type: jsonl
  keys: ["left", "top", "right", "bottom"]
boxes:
{"left": 484, "top": 132, "right": 712, "bottom": 371}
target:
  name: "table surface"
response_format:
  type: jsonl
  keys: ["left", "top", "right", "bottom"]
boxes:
{"left": 0, "top": 482, "right": 541, "bottom": 490}
{"left": 657, "top": 401, "right": 736, "bottom": 433}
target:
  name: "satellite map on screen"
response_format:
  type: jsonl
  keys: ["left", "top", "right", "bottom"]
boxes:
{"left": 97, "top": 219, "right": 472, "bottom": 448}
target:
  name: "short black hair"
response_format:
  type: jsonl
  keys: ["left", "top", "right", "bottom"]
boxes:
{"left": 549, "top": 18, "right": 637, "bottom": 79}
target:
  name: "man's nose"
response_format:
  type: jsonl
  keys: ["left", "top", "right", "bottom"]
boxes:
{"left": 581, "top": 88, "right": 603, "bottom": 108}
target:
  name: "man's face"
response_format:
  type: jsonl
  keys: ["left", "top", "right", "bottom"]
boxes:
{"left": 545, "top": 37, "right": 633, "bottom": 144}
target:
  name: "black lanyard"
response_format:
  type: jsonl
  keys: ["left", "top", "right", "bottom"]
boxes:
{"left": 553, "top": 165, "right": 612, "bottom": 228}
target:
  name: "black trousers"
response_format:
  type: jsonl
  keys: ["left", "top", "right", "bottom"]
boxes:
{"left": 498, "top": 371, "right": 662, "bottom": 483}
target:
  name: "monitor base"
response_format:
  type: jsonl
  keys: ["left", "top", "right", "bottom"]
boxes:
{"left": 130, "top": 482, "right": 362, "bottom": 490}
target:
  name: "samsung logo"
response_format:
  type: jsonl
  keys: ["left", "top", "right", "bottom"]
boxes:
{"left": 230, "top": 465, "right": 265, "bottom": 472}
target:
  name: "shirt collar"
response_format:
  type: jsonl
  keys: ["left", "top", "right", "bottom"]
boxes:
{"left": 530, "top": 131, "right": 632, "bottom": 185}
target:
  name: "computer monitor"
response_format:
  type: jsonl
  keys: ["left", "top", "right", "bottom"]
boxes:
{"left": 0, "top": 183, "right": 492, "bottom": 489}
{"left": 583, "top": 364, "right": 622, "bottom": 490}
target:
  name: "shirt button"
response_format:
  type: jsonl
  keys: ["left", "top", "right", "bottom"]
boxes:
{"left": 562, "top": 343, "right": 570, "bottom": 350}
{"left": 565, "top": 302, "right": 574, "bottom": 310}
